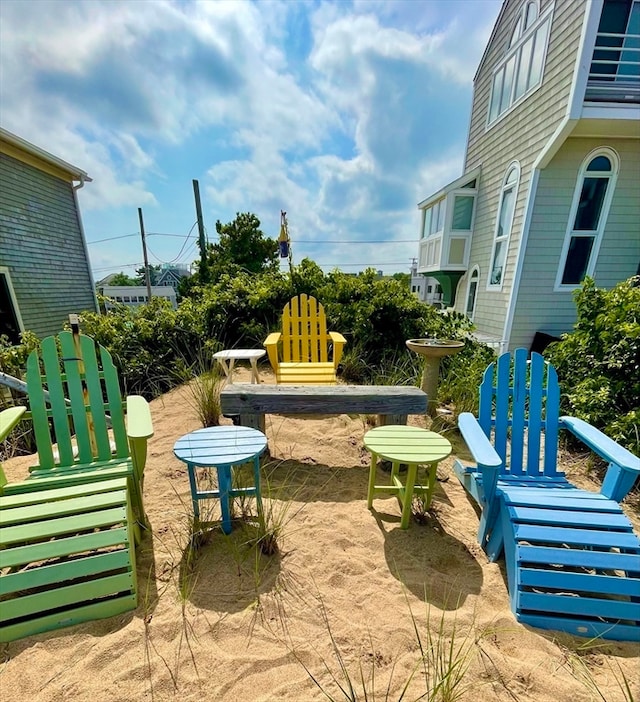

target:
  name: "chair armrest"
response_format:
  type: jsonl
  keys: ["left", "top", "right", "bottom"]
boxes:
{"left": 458, "top": 412, "right": 502, "bottom": 468}
{"left": 459, "top": 412, "right": 503, "bottom": 507}
{"left": 561, "top": 415, "right": 640, "bottom": 501}
{"left": 328, "top": 332, "right": 347, "bottom": 367}
{"left": 0, "top": 407, "right": 26, "bottom": 443}
{"left": 126, "top": 395, "right": 154, "bottom": 439}
{"left": 264, "top": 332, "right": 281, "bottom": 371}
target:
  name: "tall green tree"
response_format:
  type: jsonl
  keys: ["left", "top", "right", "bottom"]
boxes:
{"left": 207, "top": 212, "right": 279, "bottom": 281}
{"left": 135, "top": 265, "right": 161, "bottom": 286}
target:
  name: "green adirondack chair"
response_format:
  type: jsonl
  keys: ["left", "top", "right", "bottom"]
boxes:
{"left": 0, "top": 406, "right": 138, "bottom": 642}
{"left": 0, "top": 331, "right": 153, "bottom": 538}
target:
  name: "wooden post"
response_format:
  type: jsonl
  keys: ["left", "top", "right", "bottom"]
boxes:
{"left": 138, "top": 208, "right": 152, "bottom": 303}
{"left": 192, "top": 179, "right": 209, "bottom": 283}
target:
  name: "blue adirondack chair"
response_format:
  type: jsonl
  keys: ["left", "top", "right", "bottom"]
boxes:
{"left": 454, "top": 349, "right": 640, "bottom": 641}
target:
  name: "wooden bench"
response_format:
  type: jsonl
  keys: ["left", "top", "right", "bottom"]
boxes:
{"left": 220, "top": 384, "right": 427, "bottom": 432}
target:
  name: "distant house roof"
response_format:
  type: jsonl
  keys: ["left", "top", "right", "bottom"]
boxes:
{"left": 0, "top": 127, "right": 91, "bottom": 183}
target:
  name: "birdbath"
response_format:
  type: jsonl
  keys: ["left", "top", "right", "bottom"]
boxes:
{"left": 406, "top": 338, "right": 465, "bottom": 417}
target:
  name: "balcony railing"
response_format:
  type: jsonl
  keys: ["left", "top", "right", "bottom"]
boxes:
{"left": 586, "top": 31, "right": 640, "bottom": 103}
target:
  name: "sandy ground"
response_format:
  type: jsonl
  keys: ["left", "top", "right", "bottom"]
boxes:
{"left": 1, "top": 365, "right": 639, "bottom": 702}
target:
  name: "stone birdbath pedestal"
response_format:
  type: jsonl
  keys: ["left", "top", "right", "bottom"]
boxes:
{"left": 406, "top": 339, "right": 465, "bottom": 417}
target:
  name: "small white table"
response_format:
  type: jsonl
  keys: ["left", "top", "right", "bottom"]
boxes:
{"left": 213, "top": 349, "right": 266, "bottom": 384}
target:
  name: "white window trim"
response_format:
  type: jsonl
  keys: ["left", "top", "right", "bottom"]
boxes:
{"left": 487, "top": 162, "right": 521, "bottom": 292}
{"left": 554, "top": 147, "right": 620, "bottom": 292}
{"left": 465, "top": 266, "right": 480, "bottom": 320}
{"left": 0, "top": 266, "right": 25, "bottom": 339}
{"left": 449, "top": 187, "right": 479, "bottom": 233}
{"left": 486, "top": 2, "right": 553, "bottom": 130}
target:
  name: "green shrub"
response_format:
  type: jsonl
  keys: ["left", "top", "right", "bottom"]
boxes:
{"left": 0, "top": 260, "right": 489, "bottom": 412}
{"left": 80, "top": 298, "right": 201, "bottom": 397}
{"left": 545, "top": 276, "right": 640, "bottom": 455}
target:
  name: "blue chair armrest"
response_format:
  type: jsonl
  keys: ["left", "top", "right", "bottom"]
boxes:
{"left": 458, "top": 412, "right": 502, "bottom": 468}
{"left": 561, "top": 415, "right": 640, "bottom": 501}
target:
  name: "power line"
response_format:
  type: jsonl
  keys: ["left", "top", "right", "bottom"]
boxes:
{"left": 87, "top": 232, "right": 417, "bottom": 246}
{"left": 297, "top": 239, "right": 417, "bottom": 244}
{"left": 86, "top": 233, "right": 138, "bottom": 245}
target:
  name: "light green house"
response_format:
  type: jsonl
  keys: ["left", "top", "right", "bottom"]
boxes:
{"left": 0, "top": 128, "right": 98, "bottom": 343}
{"left": 417, "top": 0, "right": 640, "bottom": 352}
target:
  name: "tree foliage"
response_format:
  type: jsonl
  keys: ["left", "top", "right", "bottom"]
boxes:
{"left": 545, "top": 276, "right": 640, "bottom": 455}
{"left": 209, "top": 212, "right": 279, "bottom": 281}
{"left": 135, "top": 265, "right": 161, "bottom": 286}
{"left": 108, "top": 272, "right": 136, "bottom": 286}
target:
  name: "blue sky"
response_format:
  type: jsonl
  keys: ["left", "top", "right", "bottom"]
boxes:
{"left": 0, "top": 0, "right": 501, "bottom": 280}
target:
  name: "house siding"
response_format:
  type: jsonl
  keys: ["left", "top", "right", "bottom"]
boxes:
{"left": 509, "top": 136, "right": 640, "bottom": 349}
{"left": 456, "top": 0, "right": 584, "bottom": 342}
{"left": 0, "top": 153, "right": 97, "bottom": 338}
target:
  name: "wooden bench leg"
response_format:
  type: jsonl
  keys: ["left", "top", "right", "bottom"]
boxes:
{"left": 378, "top": 414, "right": 408, "bottom": 426}
{"left": 238, "top": 413, "right": 266, "bottom": 433}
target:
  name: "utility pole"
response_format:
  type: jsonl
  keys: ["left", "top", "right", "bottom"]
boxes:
{"left": 192, "top": 179, "right": 209, "bottom": 283}
{"left": 138, "top": 207, "right": 152, "bottom": 303}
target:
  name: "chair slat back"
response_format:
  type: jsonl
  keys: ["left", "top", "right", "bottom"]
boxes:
{"left": 477, "top": 349, "right": 561, "bottom": 478}
{"left": 26, "top": 332, "right": 129, "bottom": 470}
{"left": 281, "top": 294, "right": 330, "bottom": 363}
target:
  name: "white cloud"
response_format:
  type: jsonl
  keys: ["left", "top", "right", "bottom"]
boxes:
{"left": 0, "top": 0, "right": 500, "bottom": 273}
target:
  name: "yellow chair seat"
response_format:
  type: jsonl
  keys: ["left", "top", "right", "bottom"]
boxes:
{"left": 276, "top": 362, "right": 338, "bottom": 385}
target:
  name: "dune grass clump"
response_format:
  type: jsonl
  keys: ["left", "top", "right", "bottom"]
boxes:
{"left": 294, "top": 595, "right": 481, "bottom": 702}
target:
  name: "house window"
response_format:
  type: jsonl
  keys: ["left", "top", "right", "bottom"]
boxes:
{"left": 488, "top": 2, "right": 551, "bottom": 124}
{"left": 489, "top": 163, "right": 520, "bottom": 289}
{"left": 556, "top": 148, "right": 619, "bottom": 288}
{"left": 422, "top": 198, "right": 446, "bottom": 238}
{"left": 0, "top": 267, "right": 23, "bottom": 345}
{"left": 451, "top": 195, "right": 475, "bottom": 230}
{"left": 465, "top": 267, "right": 480, "bottom": 319}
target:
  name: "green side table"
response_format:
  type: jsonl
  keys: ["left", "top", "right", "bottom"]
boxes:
{"left": 364, "top": 425, "right": 452, "bottom": 529}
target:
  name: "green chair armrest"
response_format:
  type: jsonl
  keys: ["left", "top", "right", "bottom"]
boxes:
{"left": 126, "top": 395, "right": 154, "bottom": 439}
{"left": 264, "top": 332, "right": 282, "bottom": 371}
{"left": 1, "top": 407, "right": 27, "bottom": 489}
{"left": 328, "top": 331, "right": 347, "bottom": 367}
{"left": 0, "top": 407, "right": 26, "bottom": 443}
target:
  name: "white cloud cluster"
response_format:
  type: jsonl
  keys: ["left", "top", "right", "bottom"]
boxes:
{"left": 0, "top": 0, "right": 500, "bottom": 271}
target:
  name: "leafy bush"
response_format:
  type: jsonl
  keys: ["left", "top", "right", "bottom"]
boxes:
{"left": 0, "top": 261, "right": 489, "bottom": 413}
{"left": 545, "top": 276, "right": 640, "bottom": 455}
{"left": 0, "top": 330, "right": 40, "bottom": 381}
{"left": 80, "top": 297, "right": 203, "bottom": 397}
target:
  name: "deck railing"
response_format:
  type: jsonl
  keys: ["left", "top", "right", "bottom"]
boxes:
{"left": 586, "top": 31, "right": 640, "bottom": 103}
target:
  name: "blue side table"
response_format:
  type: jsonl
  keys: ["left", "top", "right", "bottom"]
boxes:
{"left": 173, "top": 425, "right": 267, "bottom": 534}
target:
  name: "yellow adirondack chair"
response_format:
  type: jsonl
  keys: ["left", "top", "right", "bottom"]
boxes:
{"left": 264, "top": 294, "right": 346, "bottom": 384}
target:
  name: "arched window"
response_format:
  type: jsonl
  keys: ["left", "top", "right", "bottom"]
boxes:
{"left": 488, "top": 0, "right": 550, "bottom": 124}
{"left": 524, "top": 1, "right": 538, "bottom": 29}
{"left": 556, "top": 148, "right": 619, "bottom": 288}
{"left": 465, "top": 267, "right": 480, "bottom": 319}
{"left": 488, "top": 163, "right": 520, "bottom": 289}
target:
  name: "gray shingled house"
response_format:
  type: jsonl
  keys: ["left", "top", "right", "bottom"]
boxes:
{"left": 416, "top": 0, "right": 640, "bottom": 351}
{"left": 0, "top": 128, "right": 98, "bottom": 343}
